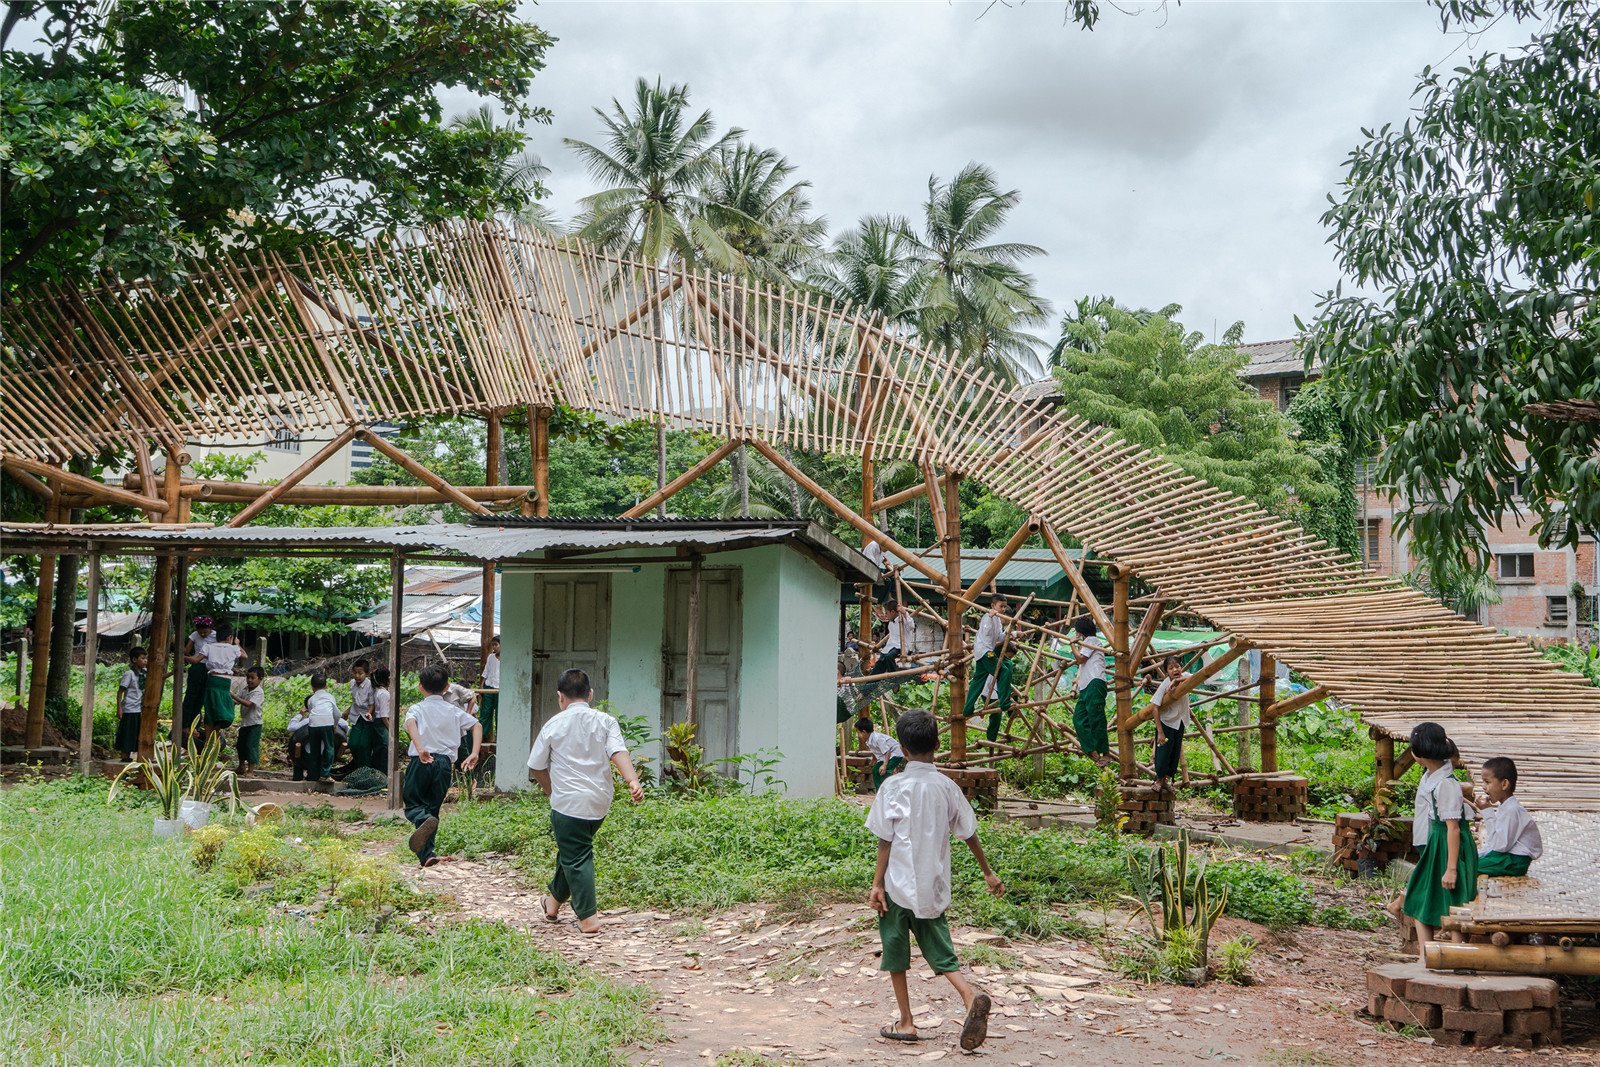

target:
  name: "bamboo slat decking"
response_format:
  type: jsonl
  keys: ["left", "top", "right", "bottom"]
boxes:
{"left": 4, "top": 222, "right": 1598, "bottom": 810}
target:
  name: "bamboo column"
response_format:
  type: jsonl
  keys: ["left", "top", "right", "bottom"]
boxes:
{"left": 386, "top": 550, "right": 404, "bottom": 807}
{"left": 171, "top": 555, "right": 189, "bottom": 748}
{"left": 860, "top": 450, "right": 875, "bottom": 672}
{"left": 1113, "top": 567, "right": 1135, "bottom": 778}
{"left": 943, "top": 473, "right": 967, "bottom": 761}
{"left": 481, "top": 411, "right": 501, "bottom": 663}
{"left": 1259, "top": 651, "right": 1277, "bottom": 773}
{"left": 24, "top": 500, "right": 58, "bottom": 749}
{"left": 78, "top": 551, "right": 100, "bottom": 773}
{"left": 531, "top": 406, "right": 552, "bottom": 517}
{"left": 140, "top": 450, "right": 184, "bottom": 757}
{"left": 686, "top": 554, "right": 702, "bottom": 730}
{"left": 1374, "top": 728, "right": 1395, "bottom": 794}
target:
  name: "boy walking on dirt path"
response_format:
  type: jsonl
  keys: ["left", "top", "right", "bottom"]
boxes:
{"left": 866, "top": 710, "right": 1004, "bottom": 1050}
{"left": 403, "top": 664, "right": 481, "bottom": 868}
{"left": 528, "top": 668, "right": 645, "bottom": 935}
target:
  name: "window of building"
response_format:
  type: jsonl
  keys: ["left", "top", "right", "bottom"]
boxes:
{"left": 1548, "top": 595, "right": 1569, "bottom": 623}
{"left": 1279, "top": 374, "right": 1304, "bottom": 412}
{"left": 1508, "top": 473, "right": 1530, "bottom": 499}
{"left": 265, "top": 427, "right": 301, "bottom": 453}
{"left": 1356, "top": 457, "right": 1381, "bottom": 488}
{"left": 1497, "top": 553, "right": 1535, "bottom": 580}
{"left": 1362, "top": 518, "right": 1382, "bottom": 568}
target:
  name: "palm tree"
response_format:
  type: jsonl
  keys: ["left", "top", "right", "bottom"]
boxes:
{"left": 701, "top": 143, "right": 827, "bottom": 288}
{"left": 808, "top": 215, "right": 925, "bottom": 330}
{"left": 565, "top": 78, "right": 744, "bottom": 514}
{"left": 908, "top": 163, "right": 1050, "bottom": 385}
{"left": 1050, "top": 295, "right": 1180, "bottom": 365}
{"left": 449, "top": 106, "right": 559, "bottom": 232}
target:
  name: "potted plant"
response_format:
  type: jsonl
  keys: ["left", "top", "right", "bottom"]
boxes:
{"left": 109, "top": 733, "right": 242, "bottom": 839}
{"left": 109, "top": 740, "right": 185, "bottom": 839}
{"left": 181, "top": 730, "right": 242, "bottom": 828}
{"left": 1352, "top": 783, "right": 1404, "bottom": 878}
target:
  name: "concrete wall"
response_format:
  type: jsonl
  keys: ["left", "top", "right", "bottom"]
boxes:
{"left": 494, "top": 544, "right": 841, "bottom": 796}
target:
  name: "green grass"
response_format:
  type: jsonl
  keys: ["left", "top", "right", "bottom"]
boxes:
{"left": 0, "top": 774, "right": 656, "bottom": 1066}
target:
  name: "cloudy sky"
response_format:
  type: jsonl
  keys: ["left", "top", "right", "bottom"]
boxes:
{"left": 439, "top": 0, "right": 1528, "bottom": 350}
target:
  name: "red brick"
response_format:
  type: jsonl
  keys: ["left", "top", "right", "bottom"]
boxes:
{"left": 1497, "top": 1035, "right": 1534, "bottom": 1049}
{"left": 1431, "top": 1029, "right": 1468, "bottom": 1046}
{"left": 1508, "top": 1009, "right": 1554, "bottom": 1036}
{"left": 1529, "top": 985, "right": 1559, "bottom": 1010}
{"left": 1441, "top": 1009, "right": 1503, "bottom": 1035}
{"left": 1405, "top": 976, "right": 1469, "bottom": 1008}
{"left": 1368, "top": 993, "right": 1386, "bottom": 1017}
{"left": 1473, "top": 1031, "right": 1506, "bottom": 1048}
{"left": 1367, "top": 964, "right": 1422, "bottom": 999}
{"left": 1384, "top": 999, "right": 1440, "bottom": 1028}
{"left": 1466, "top": 977, "right": 1545, "bottom": 1012}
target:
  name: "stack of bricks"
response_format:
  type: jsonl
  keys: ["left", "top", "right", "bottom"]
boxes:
{"left": 841, "top": 757, "right": 999, "bottom": 807}
{"left": 1331, "top": 813, "right": 1418, "bottom": 873}
{"left": 1366, "top": 963, "right": 1563, "bottom": 1048}
{"left": 1231, "top": 774, "right": 1308, "bottom": 823}
{"left": 843, "top": 754, "right": 873, "bottom": 794}
{"left": 1119, "top": 782, "right": 1175, "bottom": 836}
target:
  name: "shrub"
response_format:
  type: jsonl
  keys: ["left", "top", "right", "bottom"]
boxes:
{"left": 189, "top": 824, "right": 230, "bottom": 870}
{"left": 1207, "top": 861, "right": 1314, "bottom": 930}
{"left": 1214, "top": 934, "right": 1256, "bottom": 984}
{"left": 218, "top": 826, "right": 289, "bottom": 884}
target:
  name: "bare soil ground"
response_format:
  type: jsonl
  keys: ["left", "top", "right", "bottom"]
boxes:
{"left": 408, "top": 851, "right": 1600, "bottom": 1067}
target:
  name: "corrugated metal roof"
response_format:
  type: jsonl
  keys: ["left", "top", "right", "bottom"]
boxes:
{"left": 1238, "top": 338, "right": 1321, "bottom": 379}
{"left": 904, "top": 548, "right": 1082, "bottom": 589}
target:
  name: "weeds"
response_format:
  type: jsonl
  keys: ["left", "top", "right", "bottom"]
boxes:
{"left": 1214, "top": 934, "right": 1256, "bottom": 985}
{"left": 1208, "top": 860, "right": 1315, "bottom": 930}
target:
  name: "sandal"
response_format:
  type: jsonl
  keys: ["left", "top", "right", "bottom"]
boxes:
{"left": 879, "top": 1024, "right": 920, "bottom": 1042}
{"left": 960, "top": 993, "right": 991, "bottom": 1051}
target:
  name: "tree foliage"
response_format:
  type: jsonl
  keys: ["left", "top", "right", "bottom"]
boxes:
{"left": 2, "top": 0, "right": 554, "bottom": 289}
{"left": 1305, "top": 0, "right": 1600, "bottom": 576}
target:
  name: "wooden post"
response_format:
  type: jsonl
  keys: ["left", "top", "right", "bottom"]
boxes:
{"left": 257, "top": 636, "right": 268, "bottom": 673}
{"left": 14, "top": 637, "right": 25, "bottom": 698}
{"left": 78, "top": 551, "right": 100, "bottom": 773}
{"left": 1113, "top": 566, "right": 1134, "bottom": 778}
{"left": 387, "top": 551, "right": 404, "bottom": 807}
{"left": 860, "top": 451, "right": 875, "bottom": 677}
{"left": 1236, "top": 655, "right": 1251, "bottom": 770}
{"left": 24, "top": 501, "right": 57, "bottom": 749}
{"left": 171, "top": 555, "right": 189, "bottom": 749}
{"left": 943, "top": 473, "right": 966, "bottom": 762}
{"left": 481, "top": 411, "right": 501, "bottom": 664}
{"left": 532, "top": 406, "right": 551, "bottom": 517}
{"left": 1258, "top": 652, "right": 1277, "bottom": 773}
{"left": 685, "top": 554, "right": 702, "bottom": 730}
{"left": 1373, "top": 727, "right": 1395, "bottom": 796}
{"left": 139, "top": 555, "right": 175, "bottom": 757}
{"left": 655, "top": 423, "right": 667, "bottom": 519}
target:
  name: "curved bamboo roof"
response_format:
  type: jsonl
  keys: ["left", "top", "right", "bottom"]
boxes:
{"left": 4, "top": 223, "right": 1597, "bottom": 808}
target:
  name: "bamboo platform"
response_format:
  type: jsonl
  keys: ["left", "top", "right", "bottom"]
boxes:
{"left": 1452, "top": 812, "right": 1600, "bottom": 932}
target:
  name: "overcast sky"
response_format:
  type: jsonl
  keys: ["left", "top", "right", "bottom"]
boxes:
{"left": 438, "top": 0, "right": 1528, "bottom": 351}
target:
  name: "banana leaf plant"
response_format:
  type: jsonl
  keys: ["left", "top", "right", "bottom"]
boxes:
{"left": 1126, "top": 830, "right": 1230, "bottom": 972}
{"left": 108, "top": 740, "right": 184, "bottom": 819}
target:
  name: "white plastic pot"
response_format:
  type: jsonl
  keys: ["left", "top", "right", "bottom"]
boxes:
{"left": 152, "top": 817, "right": 183, "bottom": 839}
{"left": 179, "top": 800, "right": 213, "bottom": 830}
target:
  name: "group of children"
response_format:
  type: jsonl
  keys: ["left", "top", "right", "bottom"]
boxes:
{"left": 115, "top": 620, "right": 266, "bottom": 775}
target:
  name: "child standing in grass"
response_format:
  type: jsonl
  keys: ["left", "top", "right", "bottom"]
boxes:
{"left": 198, "top": 624, "right": 244, "bottom": 747}
{"left": 856, "top": 715, "right": 905, "bottom": 790}
{"left": 404, "top": 665, "right": 481, "bottom": 868}
{"left": 479, "top": 635, "right": 500, "bottom": 743}
{"left": 1149, "top": 655, "right": 1191, "bottom": 794}
{"left": 528, "top": 668, "right": 645, "bottom": 934}
{"left": 866, "top": 710, "right": 1004, "bottom": 1050}
{"left": 232, "top": 666, "right": 266, "bottom": 776}
{"left": 1474, "top": 756, "right": 1543, "bottom": 877}
{"left": 304, "top": 674, "right": 340, "bottom": 784}
{"left": 114, "top": 647, "right": 147, "bottom": 760}
{"left": 365, "top": 666, "right": 393, "bottom": 773}
{"left": 1393, "top": 722, "right": 1478, "bottom": 962}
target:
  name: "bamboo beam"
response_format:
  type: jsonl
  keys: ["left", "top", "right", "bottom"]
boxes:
{"left": 750, "top": 439, "right": 946, "bottom": 584}
{"left": 225, "top": 424, "right": 360, "bottom": 527}
{"left": 1128, "top": 598, "right": 1166, "bottom": 675}
{"left": 1423, "top": 942, "right": 1600, "bottom": 977}
{"left": 357, "top": 429, "right": 492, "bottom": 516}
{"left": 622, "top": 439, "right": 741, "bottom": 519}
{"left": 1113, "top": 567, "right": 1134, "bottom": 778}
{"left": 1262, "top": 685, "right": 1332, "bottom": 722}
{"left": 3, "top": 454, "right": 166, "bottom": 512}
{"left": 875, "top": 472, "right": 951, "bottom": 513}
{"left": 961, "top": 515, "right": 1040, "bottom": 603}
{"left": 130, "top": 477, "right": 533, "bottom": 506}
{"left": 1128, "top": 641, "right": 1251, "bottom": 728}
{"left": 2, "top": 462, "right": 55, "bottom": 501}
{"left": 1041, "top": 525, "right": 1113, "bottom": 638}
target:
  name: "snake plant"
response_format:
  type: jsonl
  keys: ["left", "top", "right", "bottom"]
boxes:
{"left": 1126, "top": 830, "right": 1230, "bottom": 973}
{"left": 109, "top": 740, "right": 184, "bottom": 819}
{"left": 107, "top": 732, "right": 242, "bottom": 820}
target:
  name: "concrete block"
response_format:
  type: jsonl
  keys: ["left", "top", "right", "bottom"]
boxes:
{"left": 1405, "top": 975, "right": 1469, "bottom": 1008}
{"left": 1441, "top": 1009, "right": 1503, "bottom": 1035}
{"left": 1466, "top": 976, "right": 1550, "bottom": 1012}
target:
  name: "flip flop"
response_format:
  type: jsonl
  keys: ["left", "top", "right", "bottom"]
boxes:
{"left": 421, "top": 856, "right": 440, "bottom": 868}
{"left": 880, "top": 1024, "right": 920, "bottom": 1042}
{"left": 960, "top": 993, "right": 991, "bottom": 1051}
{"left": 540, "top": 894, "right": 562, "bottom": 922}
{"left": 571, "top": 922, "right": 601, "bottom": 937}
{"left": 408, "top": 815, "right": 439, "bottom": 857}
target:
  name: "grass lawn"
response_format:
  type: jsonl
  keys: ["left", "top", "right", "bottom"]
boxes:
{"left": 0, "top": 774, "right": 656, "bottom": 1067}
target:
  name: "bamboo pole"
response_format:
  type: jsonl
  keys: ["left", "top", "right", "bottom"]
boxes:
{"left": 24, "top": 498, "right": 57, "bottom": 749}
{"left": 1259, "top": 652, "right": 1277, "bottom": 773}
{"left": 532, "top": 405, "right": 552, "bottom": 516}
{"left": 944, "top": 472, "right": 967, "bottom": 761}
{"left": 1127, "top": 641, "right": 1251, "bottom": 728}
{"left": 961, "top": 515, "right": 1040, "bottom": 603}
{"left": 3, "top": 454, "right": 166, "bottom": 512}
{"left": 622, "top": 439, "right": 741, "bottom": 519}
{"left": 171, "top": 555, "right": 189, "bottom": 748}
{"left": 131, "top": 478, "right": 533, "bottom": 506}
{"left": 1423, "top": 942, "right": 1600, "bottom": 977}
{"left": 686, "top": 554, "right": 701, "bottom": 730}
{"left": 1041, "top": 525, "right": 1114, "bottom": 638}
{"left": 358, "top": 429, "right": 492, "bottom": 516}
{"left": 387, "top": 551, "right": 404, "bottom": 808}
{"left": 225, "top": 424, "right": 360, "bottom": 527}
{"left": 482, "top": 411, "right": 501, "bottom": 664}
{"left": 77, "top": 551, "right": 100, "bottom": 771}
{"left": 1113, "top": 567, "right": 1134, "bottom": 778}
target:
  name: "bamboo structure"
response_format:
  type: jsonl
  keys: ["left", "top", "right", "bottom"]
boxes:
{"left": 2, "top": 223, "right": 1598, "bottom": 811}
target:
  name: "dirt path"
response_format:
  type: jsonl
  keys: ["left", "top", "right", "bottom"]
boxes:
{"left": 407, "top": 853, "right": 1600, "bottom": 1066}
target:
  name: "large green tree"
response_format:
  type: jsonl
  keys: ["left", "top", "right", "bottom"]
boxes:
{"left": 1, "top": 0, "right": 553, "bottom": 289}
{"left": 808, "top": 215, "right": 926, "bottom": 329}
{"left": 700, "top": 142, "right": 826, "bottom": 288}
{"left": 1305, "top": 0, "right": 1600, "bottom": 576}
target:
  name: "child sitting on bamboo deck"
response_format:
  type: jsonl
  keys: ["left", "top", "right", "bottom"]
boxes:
{"left": 856, "top": 716, "right": 905, "bottom": 790}
{"left": 1390, "top": 722, "right": 1478, "bottom": 963}
{"left": 1474, "top": 756, "right": 1543, "bottom": 877}
{"left": 232, "top": 666, "right": 266, "bottom": 776}
{"left": 1149, "top": 655, "right": 1192, "bottom": 794}
{"left": 114, "top": 646, "right": 147, "bottom": 760}
{"left": 866, "top": 710, "right": 1004, "bottom": 1050}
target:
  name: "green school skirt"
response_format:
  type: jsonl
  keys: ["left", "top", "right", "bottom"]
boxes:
{"left": 1477, "top": 851, "right": 1532, "bottom": 878}
{"left": 1072, "top": 678, "right": 1110, "bottom": 756}
{"left": 1403, "top": 804, "right": 1478, "bottom": 928}
{"left": 202, "top": 675, "right": 235, "bottom": 726}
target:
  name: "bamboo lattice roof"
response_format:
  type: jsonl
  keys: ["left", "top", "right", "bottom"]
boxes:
{"left": 4, "top": 222, "right": 1598, "bottom": 810}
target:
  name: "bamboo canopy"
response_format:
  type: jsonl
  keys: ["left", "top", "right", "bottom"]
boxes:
{"left": 4, "top": 222, "right": 1598, "bottom": 810}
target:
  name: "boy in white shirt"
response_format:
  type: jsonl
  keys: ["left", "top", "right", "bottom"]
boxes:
{"left": 404, "top": 665, "right": 482, "bottom": 867}
{"left": 855, "top": 715, "right": 905, "bottom": 790}
{"left": 528, "top": 668, "right": 645, "bottom": 934}
{"left": 961, "top": 594, "right": 1015, "bottom": 741}
{"left": 304, "top": 673, "right": 341, "bottom": 784}
{"left": 179, "top": 617, "right": 216, "bottom": 747}
{"left": 1069, "top": 616, "right": 1112, "bottom": 763}
{"left": 872, "top": 601, "right": 912, "bottom": 675}
{"left": 1474, "top": 756, "right": 1543, "bottom": 877}
{"left": 345, "top": 659, "right": 378, "bottom": 773}
{"left": 866, "top": 710, "right": 1004, "bottom": 1050}
{"left": 479, "top": 635, "right": 501, "bottom": 743}
{"left": 1149, "top": 655, "right": 1192, "bottom": 793}
{"left": 231, "top": 666, "right": 266, "bottom": 776}
{"left": 114, "top": 647, "right": 147, "bottom": 760}
{"left": 364, "top": 666, "right": 393, "bottom": 774}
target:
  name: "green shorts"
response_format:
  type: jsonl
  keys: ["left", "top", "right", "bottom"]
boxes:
{"left": 1477, "top": 851, "right": 1532, "bottom": 878}
{"left": 878, "top": 896, "right": 960, "bottom": 974}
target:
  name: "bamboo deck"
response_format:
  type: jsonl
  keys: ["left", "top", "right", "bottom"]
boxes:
{"left": 1459, "top": 812, "right": 1600, "bottom": 929}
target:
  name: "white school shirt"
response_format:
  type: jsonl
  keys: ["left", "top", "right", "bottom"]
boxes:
{"left": 1150, "top": 677, "right": 1193, "bottom": 730}
{"left": 1075, "top": 636, "right": 1109, "bottom": 692}
{"left": 864, "top": 761, "right": 978, "bottom": 919}
{"left": 482, "top": 652, "right": 500, "bottom": 689}
{"left": 883, "top": 613, "right": 912, "bottom": 654}
{"left": 406, "top": 694, "right": 479, "bottom": 759}
{"left": 237, "top": 684, "right": 265, "bottom": 728}
{"left": 373, "top": 687, "right": 391, "bottom": 722}
{"left": 288, "top": 711, "right": 309, "bottom": 734}
{"left": 1478, "top": 796, "right": 1543, "bottom": 859}
{"left": 973, "top": 613, "right": 1006, "bottom": 699}
{"left": 1412, "top": 764, "right": 1468, "bottom": 847}
{"left": 866, "top": 731, "right": 904, "bottom": 764}
{"left": 349, "top": 677, "right": 374, "bottom": 719}
{"left": 863, "top": 540, "right": 886, "bottom": 570}
{"left": 306, "top": 690, "right": 340, "bottom": 728}
{"left": 204, "top": 642, "right": 243, "bottom": 675}
{"left": 119, "top": 669, "right": 143, "bottom": 715}
{"left": 526, "top": 701, "right": 628, "bottom": 822}
{"left": 444, "top": 681, "right": 477, "bottom": 712}
{"left": 188, "top": 630, "right": 215, "bottom": 659}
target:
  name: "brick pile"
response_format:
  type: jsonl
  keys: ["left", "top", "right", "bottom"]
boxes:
{"left": 1231, "top": 774, "right": 1308, "bottom": 823}
{"left": 1366, "top": 963, "right": 1563, "bottom": 1048}
{"left": 841, "top": 756, "right": 999, "bottom": 807}
{"left": 1331, "top": 813, "right": 1418, "bottom": 873}
{"left": 1119, "top": 782, "right": 1175, "bottom": 836}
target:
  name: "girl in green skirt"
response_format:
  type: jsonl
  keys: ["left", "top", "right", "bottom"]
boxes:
{"left": 1396, "top": 722, "right": 1478, "bottom": 963}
